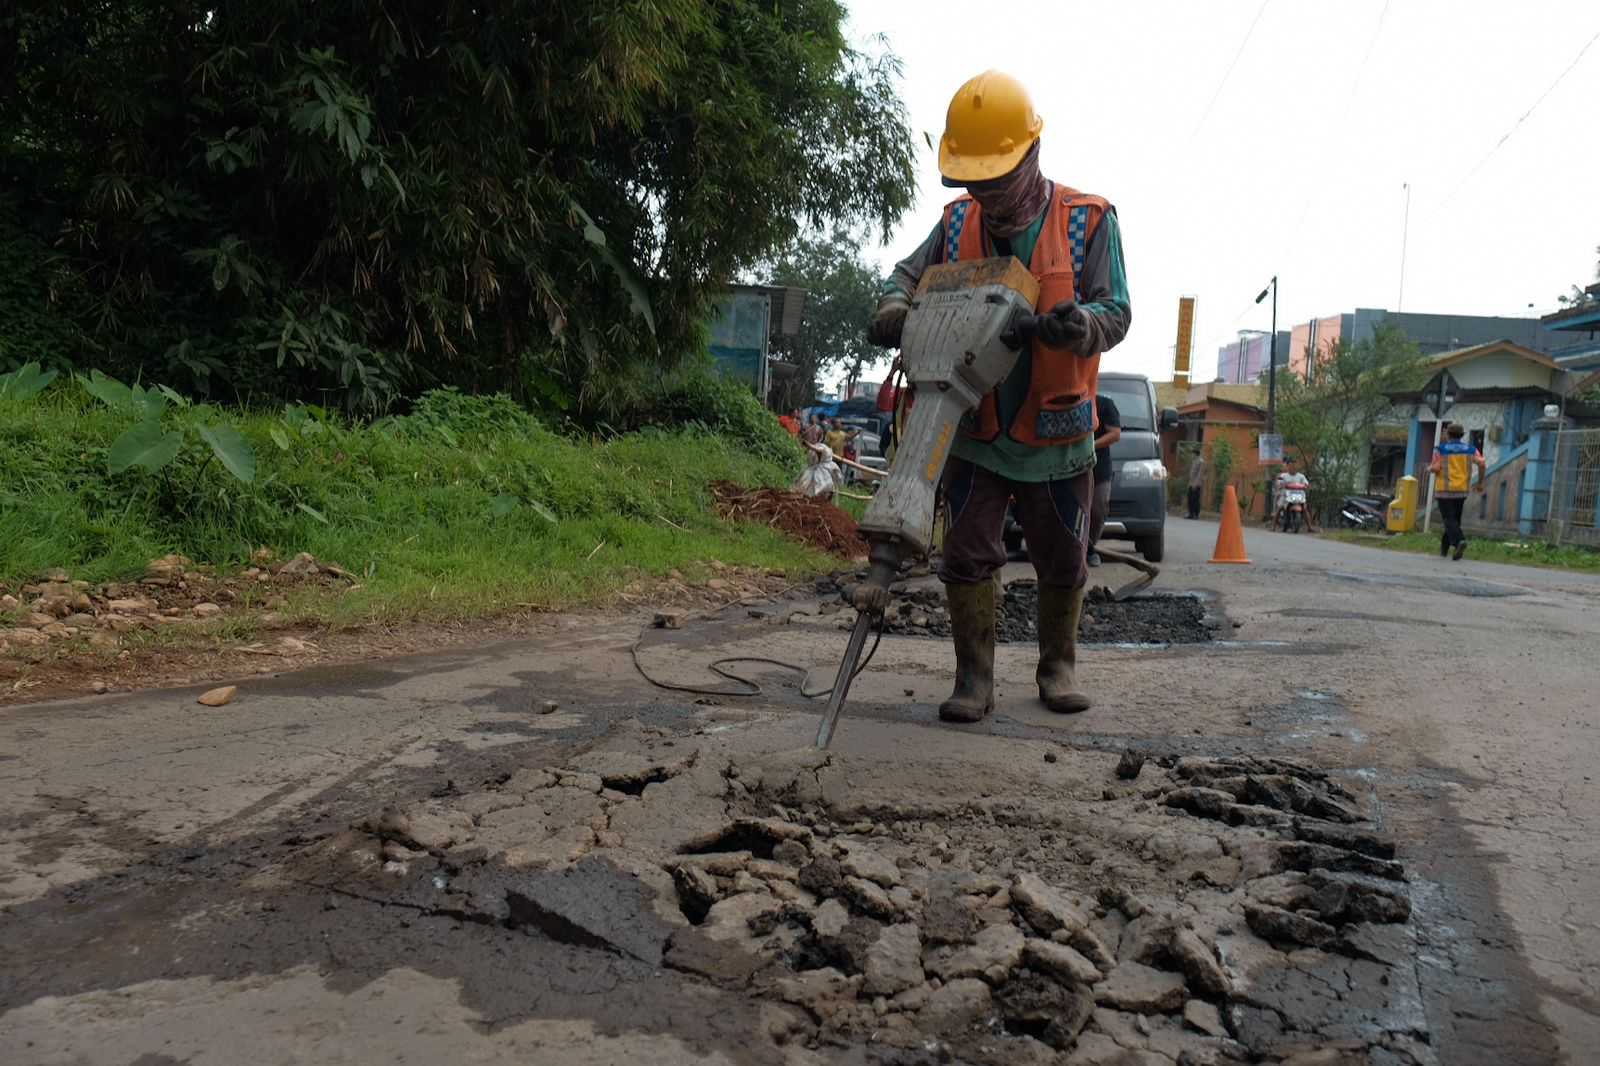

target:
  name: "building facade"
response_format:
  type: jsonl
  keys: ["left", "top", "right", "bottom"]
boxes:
{"left": 1287, "top": 307, "right": 1595, "bottom": 383}
{"left": 1214, "top": 331, "right": 1291, "bottom": 384}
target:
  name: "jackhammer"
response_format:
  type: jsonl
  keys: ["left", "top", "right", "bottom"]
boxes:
{"left": 813, "top": 258, "right": 1038, "bottom": 749}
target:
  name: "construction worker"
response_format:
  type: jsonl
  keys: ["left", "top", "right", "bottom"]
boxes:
{"left": 1429, "top": 423, "right": 1486, "bottom": 559}
{"left": 867, "top": 70, "right": 1131, "bottom": 721}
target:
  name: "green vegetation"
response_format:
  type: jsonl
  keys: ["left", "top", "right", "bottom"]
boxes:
{"left": 0, "top": 379, "right": 832, "bottom": 625}
{"left": 763, "top": 230, "right": 885, "bottom": 411}
{"left": 1325, "top": 530, "right": 1600, "bottom": 574}
{"left": 1276, "top": 326, "right": 1429, "bottom": 519}
{"left": 1208, "top": 436, "right": 1237, "bottom": 512}
{"left": 3, "top": 1, "right": 916, "bottom": 415}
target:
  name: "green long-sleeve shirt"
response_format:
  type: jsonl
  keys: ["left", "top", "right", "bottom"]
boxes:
{"left": 884, "top": 197, "right": 1131, "bottom": 482}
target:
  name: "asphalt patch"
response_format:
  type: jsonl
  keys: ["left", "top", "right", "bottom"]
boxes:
{"left": 877, "top": 581, "right": 1214, "bottom": 645}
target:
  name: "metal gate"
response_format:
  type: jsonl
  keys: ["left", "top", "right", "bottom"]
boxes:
{"left": 1548, "top": 428, "right": 1600, "bottom": 547}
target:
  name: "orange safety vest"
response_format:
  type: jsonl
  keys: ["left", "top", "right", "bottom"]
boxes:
{"left": 941, "top": 183, "right": 1110, "bottom": 447}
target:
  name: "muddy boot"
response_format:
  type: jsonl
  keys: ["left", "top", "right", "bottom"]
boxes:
{"left": 1037, "top": 583, "right": 1091, "bottom": 714}
{"left": 938, "top": 581, "right": 995, "bottom": 723}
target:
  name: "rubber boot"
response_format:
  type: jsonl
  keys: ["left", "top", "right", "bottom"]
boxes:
{"left": 1037, "top": 583, "right": 1092, "bottom": 714}
{"left": 938, "top": 581, "right": 995, "bottom": 723}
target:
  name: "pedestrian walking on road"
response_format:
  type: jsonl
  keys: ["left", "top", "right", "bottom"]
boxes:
{"left": 1087, "top": 394, "right": 1122, "bottom": 566}
{"left": 1429, "top": 423, "right": 1486, "bottom": 560}
{"left": 1185, "top": 449, "right": 1206, "bottom": 519}
{"left": 865, "top": 69, "right": 1131, "bottom": 721}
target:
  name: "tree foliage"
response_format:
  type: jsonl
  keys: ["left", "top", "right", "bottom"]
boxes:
{"left": 762, "top": 230, "right": 882, "bottom": 411}
{"left": 0, "top": 1, "right": 917, "bottom": 412}
{"left": 1275, "top": 325, "right": 1428, "bottom": 515}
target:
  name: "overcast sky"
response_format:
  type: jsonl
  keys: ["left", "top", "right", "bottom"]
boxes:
{"left": 845, "top": 0, "right": 1600, "bottom": 383}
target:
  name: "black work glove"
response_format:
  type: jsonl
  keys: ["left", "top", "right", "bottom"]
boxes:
{"left": 867, "top": 293, "right": 911, "bottom": 348}
{"left": 1033, "top": 300, "right": 1091, "bottom": 351}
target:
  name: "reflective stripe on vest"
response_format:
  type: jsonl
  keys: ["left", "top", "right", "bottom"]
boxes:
{"left": 1438, "top": 439, "right": 1475, "bottom": 494}
{"left": 941, "top": 184, "right": 1110, "bottom": 447}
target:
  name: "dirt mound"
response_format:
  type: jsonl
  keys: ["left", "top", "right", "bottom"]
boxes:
{"left": 711, "top": 481, "right": 866, "bottom": 558}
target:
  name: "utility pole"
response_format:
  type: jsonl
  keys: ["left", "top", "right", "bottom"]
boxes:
{"left": 1254, "top": 277, "right": 1280, "bottom": 526}
{"left": 1398, "top": 183, "right": 1411, "bottom": 312}
{"left": 1256, "top": 276, "right": 1278, "bottom": 432}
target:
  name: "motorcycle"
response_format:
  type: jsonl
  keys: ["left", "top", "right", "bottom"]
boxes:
{"left": 1338, "top": 494, "right": 1390, "bottom": 531}
{"left": 1277, "top": 484, "right": 1309, "bottom": 533}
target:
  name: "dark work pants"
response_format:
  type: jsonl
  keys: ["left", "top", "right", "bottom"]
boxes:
{"left": 1438, "top": 496, "right": 1466, "bottom": 550}
{"left": 1186, "top": 485, "right": 1202, "bottom": 519}
{"left": 940, "top": 457, "right": 1091, "bottom": 590}
{"left": 1089, "top": 479, "right": 1112, "bottom": 548}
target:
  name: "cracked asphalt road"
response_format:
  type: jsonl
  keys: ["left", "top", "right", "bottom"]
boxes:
{"left": 1, "top": 519, "right": 1596, "bottom": 1064}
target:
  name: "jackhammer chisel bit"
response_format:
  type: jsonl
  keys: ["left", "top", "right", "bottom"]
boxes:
{"left": 813, "top": 258, "right": 1040, "bottom": 749}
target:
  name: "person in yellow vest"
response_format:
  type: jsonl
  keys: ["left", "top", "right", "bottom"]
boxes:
{"left": 824, "top": 420, "right": 848, "bottom": 459}
{"left": 866, "top": 71, "right": 1131, "bottom": 722}
{"left": 1428, "top": 422, "right": 1486, "bottom": 560}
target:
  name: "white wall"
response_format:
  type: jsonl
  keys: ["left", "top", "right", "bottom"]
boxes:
{"left": 1449, "top": 354, "right": 1554, "bottom": 392}
{"left": 1437, "top": 401, "right": 1507, "bottom": 467}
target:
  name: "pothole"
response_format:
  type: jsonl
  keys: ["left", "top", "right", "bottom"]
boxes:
{"left": 876, "top": 580, "right": 1217, "bottom": 646}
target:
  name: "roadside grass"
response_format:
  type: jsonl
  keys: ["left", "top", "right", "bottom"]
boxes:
{"left": 0, "top": 387, "right": 834, "bottom": 627}
{"left": 1324, "top": 529, "right": 1600, "bottom": 573}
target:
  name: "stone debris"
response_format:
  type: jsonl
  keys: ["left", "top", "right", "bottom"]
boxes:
{"left": 1244, "top": 903, "right": 1337, "bottom": 949}
{"left": 1024, "top": 938, "right": 1104, "bottom": 985}
{"left": 861, "top": 922, "right": 924, "bottom": 996}
{"left": 837, "top": 841, "right": 901, "bottom": 887}
{"left": 1116, "top": 748, "right": 1147, "bottom": 780}
{"left": 926, "top": 921, "right": 1025, "bottom": 984}
{"left": 367, "top": 804, "right": 475, "bottom": 852}
{"left": 1170, "top": 926, "right": 1233, "bottom": 1000}
{"left": 330, "top": 732, "right": 1421, "bottom": 1065}
{"left": 196, "top": 685, "right": 237, "bottom": 707}
{"left": 919, "top": 977, "right": 992, "bottom": 1029}
{"left": 874, "top": 580, "right": 1215, "bottom": 646}
{"left": 1, "top": 555, "right": 355, "bottom": 659}
{"left": 1093, "top": 960, "right": 1188, "bottom": 1013}
{"left": 1184, "top": 998, "right": 1229, "bottom": 1038}
{"left": 1011, "top": 872, "right": 1091, "bottom": 936}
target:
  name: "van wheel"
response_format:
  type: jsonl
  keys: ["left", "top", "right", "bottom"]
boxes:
{"left": 1136, "top": 532, "right": 1164, "bottom": 563}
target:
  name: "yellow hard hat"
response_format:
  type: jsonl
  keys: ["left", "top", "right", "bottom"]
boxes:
{"left": 938, "top": 70, "right": 1044, "bottom": 183}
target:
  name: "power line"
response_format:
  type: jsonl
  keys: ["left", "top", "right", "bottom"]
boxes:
{"left": 1184, "top": 0, "right": 1272, "bottom": 148}
{"left": 1440, "top": 26, "right": 1600, "bottom": 206}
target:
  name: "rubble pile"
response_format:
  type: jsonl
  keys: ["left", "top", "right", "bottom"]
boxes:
{"left": 337, "top": 733, "right": 1427, "bottom": 1065}
{"left": 869, "top": 581, "right": 1216, "bottom": 646}
{"left": 0, "top": 551, "right": 351, "bottom": 655}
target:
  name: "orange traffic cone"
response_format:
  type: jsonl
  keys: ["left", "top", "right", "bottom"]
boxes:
{"left": 1209, "top": 484, "right": 1251, "bottom": 564}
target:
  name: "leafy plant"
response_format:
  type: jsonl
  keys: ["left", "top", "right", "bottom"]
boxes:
{"left": 759, "top": 228, "right": 885, "bottom": 410}
{"left": 1276, "top": 326, "right": 1428, "bottom": 517}
{"left": 1209, "top": 436, "right": 1237, "bottom": 512}
{"left": 80, "top": 371, "right": 258, "bottom": 483}
{"left": 0, "top": 361, "right": 58, "bottom": 402}
{"left": 3, "top": 2, "right": 918, "bottom": 412}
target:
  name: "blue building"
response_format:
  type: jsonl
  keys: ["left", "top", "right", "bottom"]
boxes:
{"left": 1387, "top": 338, "right": 1600, "bottom": 537}
{"left": 1539, "top": 283, "right": 1600, "bottom": 374}
{"left": 707, "top": 285, "right": 807, "bottom": 399}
